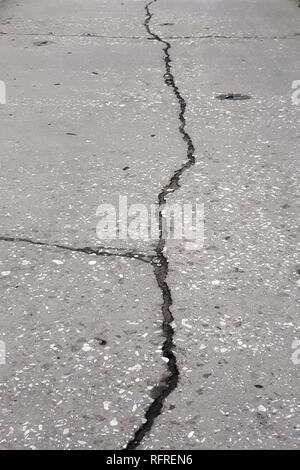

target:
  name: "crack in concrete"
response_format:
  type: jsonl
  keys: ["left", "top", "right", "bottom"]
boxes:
{"left": 165, "top": 34, "right": 299, "bottom": 40}
{"left": 1, "top": 0, "right": 197, "bottom": 450}
{"left": 126, "top": 0, "right": 196, "bottom": 450}
{"left": 0, "top": 31, "right": 298, "bottom": 40}
{"left": 0, "top": 236, "right": 151, "bottom": 264}
{"left": 0, "top": 32, "right": 148, "bottom": 39}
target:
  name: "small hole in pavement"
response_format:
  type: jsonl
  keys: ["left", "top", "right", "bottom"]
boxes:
{"left": 216, "top": 93, "right": 251, "bottom": 101}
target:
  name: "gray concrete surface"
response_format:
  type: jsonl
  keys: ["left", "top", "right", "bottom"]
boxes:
{"left": 0, "top": 241, "right": 164, "bottom": 449}
{"left": 0, "top": 0, "right": 299, "bottom": 450}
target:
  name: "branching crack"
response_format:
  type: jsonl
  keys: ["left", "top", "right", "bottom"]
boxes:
{"left": 0, "top": 236, "right": 151, "bottom": 264}
{"left": 1, "top": 0, "right": 196, "bottom": 451}
{"left": 126, "top": 0, "right": 196, "bottom": 449}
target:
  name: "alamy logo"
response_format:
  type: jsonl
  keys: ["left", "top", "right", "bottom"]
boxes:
{"left": 291, "top": 339, "right": 300, "bottom": 365}
{"left": 0, "top": 341, "right": 6, "bottom": 365}
{"left": 0, "top": 81, "right": 6, "bottom": 104}
{"left": 96, "top": 196, "right": 204, "bottom": 250}
{"left": 291, "top": 80, "right": 300, "bottom": 105}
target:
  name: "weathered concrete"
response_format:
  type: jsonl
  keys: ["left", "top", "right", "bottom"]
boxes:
{"left": 0, "top": 0, "right": 299, "bottom": 450}
{"left": 0, "top": 240, "right": 165, "bottom": 449}
{"left": 140, "top": 0, "right": 300, "bottom": 450}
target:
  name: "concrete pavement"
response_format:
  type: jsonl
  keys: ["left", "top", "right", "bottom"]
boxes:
{"left": 0, "top": 0, "right": 299, "bottom": 449}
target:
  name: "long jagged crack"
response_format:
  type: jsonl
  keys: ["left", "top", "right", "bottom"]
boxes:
{"left": 0, "top": 236, "right": 152, "bottom": 264}
{"left": 126, "top": 0, "right": 196, "bottom": 449}
{"left": 0, "top": 0, "right": 196, "bottom": 450}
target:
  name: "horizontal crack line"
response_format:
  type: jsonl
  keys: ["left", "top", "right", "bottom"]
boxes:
{"left": 0, "top": 31, "right": 148, "bottom": 39}
{"left": 0, "top": 32, "right": 298, "bottom": 40}
{"left": 0, "top": 236, "right": 152, "bottom": 264}
{"left": 164, "top": 34, "right": 299, "bottom": 40}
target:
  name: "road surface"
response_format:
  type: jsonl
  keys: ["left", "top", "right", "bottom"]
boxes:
{"left": 0, "top": 0, "right": 299, "bottom": 450}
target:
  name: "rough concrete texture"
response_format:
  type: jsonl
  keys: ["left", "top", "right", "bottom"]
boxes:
{"left": 0, "top": 0, "right": 299, "bottom": 450}
{"left": 0, "top": 241, "right": 164, "bottom": 449}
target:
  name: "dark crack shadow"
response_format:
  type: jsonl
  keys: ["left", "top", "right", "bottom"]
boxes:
{"left": 0, "top": 0, "right": 197, "bottom": 451}
{"left": 126, "top": 0, "right": 196, "bottom": 450}
{"left": 0, "top": 236, "right": 152, "bottom": 264}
